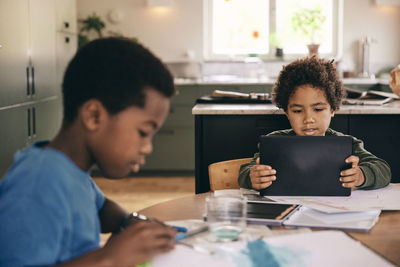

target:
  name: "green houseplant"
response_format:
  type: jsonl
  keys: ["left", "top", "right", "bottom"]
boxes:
{"left": 291, "top": 6, "right": 326, "bottom": 55}
{"left": 78, "top": 13, "right": 105, "bottom": 48}
{"left": 269, "top": 32, "right": 284, "bottom": 58}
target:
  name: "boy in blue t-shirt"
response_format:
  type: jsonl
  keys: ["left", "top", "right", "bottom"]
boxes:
{"left": 0, "top": 38, "right": 177, "bottom": 266}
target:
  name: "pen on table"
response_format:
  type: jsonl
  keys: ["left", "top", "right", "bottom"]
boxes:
{"left": 125, "top": 212, "right": 189, "bottom": 234}
{"left": 175, "top": 225, "right": 209, "bottom": 241}
{"left": 172, "top": 225, "right": 188, "bottom": 232}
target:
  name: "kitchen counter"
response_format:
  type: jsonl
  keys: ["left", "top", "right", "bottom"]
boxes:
{"left": 192, "top": 101, "right": 400, "bottom": 115}
{"left": 176, "top": 77, "right": 390, "bottom": 86}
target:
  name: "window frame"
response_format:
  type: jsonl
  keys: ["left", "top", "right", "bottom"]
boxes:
{"left": 203, "top": 0, "right": 343, "bottom": 61}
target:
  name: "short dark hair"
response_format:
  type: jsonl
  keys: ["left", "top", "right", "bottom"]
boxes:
{"left": 62, "top": 37, "right": 175, "bottom": 122}
{"left": 272, "top": 56, "right": 344, "bottom": 112}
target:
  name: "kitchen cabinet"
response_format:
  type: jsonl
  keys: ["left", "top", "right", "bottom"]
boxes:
{"left": 0, "top": 0, "right": 76, "bottom": 176}
{"left": 141, "top": 84, "right": 272, "bottom": 173}
{"left": 0, "top": 107, "right": 29, "bottom": 175}
{"left": 0, "top": 0, "right": 30, "bottom": 107}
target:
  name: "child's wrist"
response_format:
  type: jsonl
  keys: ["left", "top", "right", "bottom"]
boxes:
{"left": 120, "top": 212, "right": 148, "bottom": 230}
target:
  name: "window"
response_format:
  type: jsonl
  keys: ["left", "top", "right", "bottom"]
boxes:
{"left": 204, "top": 0, "right": 343, "bottom": 60}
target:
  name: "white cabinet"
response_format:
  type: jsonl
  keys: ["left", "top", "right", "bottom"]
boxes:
{"left": 0, "top": 0, "right": 77, "bottom": 176}
{"left": 29, "top": 0, "right": 58, "bottom": 100}
{"left": 0, "top": 0, "right": 30, "bottom": 107}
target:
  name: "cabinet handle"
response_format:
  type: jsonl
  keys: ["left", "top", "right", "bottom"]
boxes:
{"left": 31, "top": 67, "right": 35, "bottom": 96}
{"left": 27, "top": 108, "right": 31, "bottom": 138}
{"left": 26, "top": 67, "right": 30, "bottom": 96}
{"left": 32, "top": 107, "right": 36, "bottom": 136}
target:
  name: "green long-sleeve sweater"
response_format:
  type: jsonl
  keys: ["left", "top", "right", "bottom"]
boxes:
{"left": 238, "top": 128, "right": 391, "bottom": 190}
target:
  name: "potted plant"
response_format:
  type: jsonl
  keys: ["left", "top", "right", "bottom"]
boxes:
{"left": 291, "top": 6, "right": 326, "bottom": 55}
{"left": 78, "top": 13, "right": 105, "bottom": 48}
{"left": 269, "top": 32, "right": 284, "bottom": 59}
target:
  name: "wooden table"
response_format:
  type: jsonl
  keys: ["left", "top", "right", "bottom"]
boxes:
{"left": 140, "top": 193, "right": 400, "bottom": 265}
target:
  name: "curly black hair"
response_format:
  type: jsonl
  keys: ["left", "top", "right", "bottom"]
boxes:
{"left": 272, "top": 56, "right": 344, "bottom": 112}
{"left": 62, "top": 37, "right": 175, "bottom": 122}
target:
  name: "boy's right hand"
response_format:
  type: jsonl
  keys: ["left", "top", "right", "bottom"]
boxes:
{"left": 249, "top": 157, "right": 276, "bottom": 190}
{"left": 102, "top": 220, "right": 176, "bottom": 266}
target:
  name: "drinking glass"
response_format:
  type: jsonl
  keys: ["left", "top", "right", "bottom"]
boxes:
{"left": 205, "top": 195, "right": 247, "bottom": 241}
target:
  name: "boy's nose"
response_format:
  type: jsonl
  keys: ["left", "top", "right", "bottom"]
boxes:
{"left": 141, "top": 140, "right": 153, "bottom": 155}
{"left": 303, "top": 113, "right": 315, "bottom": 124}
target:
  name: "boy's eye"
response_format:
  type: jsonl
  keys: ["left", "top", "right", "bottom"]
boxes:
{"left": 314, "top": 107, "right": 325, "bottom": 112}
{"left": 292, "top": 109, "right": 302, "bottom": 113}
{"left": 139, "top": 130, "right": 149, "bottom": 138}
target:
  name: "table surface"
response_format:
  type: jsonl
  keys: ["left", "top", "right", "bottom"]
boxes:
{"left": 140, "top": 193, "right": 400, "bottom": 266}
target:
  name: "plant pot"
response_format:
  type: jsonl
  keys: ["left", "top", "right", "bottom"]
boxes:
{"left": 275, "top": 48, "right": 283, "bottom": 58}
{"left": 307, "top": 44, "right": 319, "bottom": 56}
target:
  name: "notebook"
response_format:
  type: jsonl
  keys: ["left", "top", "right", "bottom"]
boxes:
{"left": 259, "top": 136, "right": 352, "bottom": 197}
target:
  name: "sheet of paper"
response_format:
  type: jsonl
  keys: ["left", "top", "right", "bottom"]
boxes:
{"left": 283, "top": 207, "right": 380, "bottom": 231}
{"left": 151, "top": 231, "right": 394, "bottom": 267}
{"left": 266, "top": 183, "right": 400, "bottom": 213}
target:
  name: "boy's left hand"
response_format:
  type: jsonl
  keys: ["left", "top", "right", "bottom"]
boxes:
{"left": 340, "top": 155, "right": 365, "bottom": 188}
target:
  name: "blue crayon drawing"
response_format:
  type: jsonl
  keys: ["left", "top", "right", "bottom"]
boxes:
{"left": 233, "top": 239, "right": 307, "bottom": 267}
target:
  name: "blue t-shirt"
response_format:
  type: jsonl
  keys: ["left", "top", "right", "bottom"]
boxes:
{"left": 0, "top": 141, "right": 105, "bottom": 266}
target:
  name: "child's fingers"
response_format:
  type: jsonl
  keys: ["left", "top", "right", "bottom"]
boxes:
{"left": 256, "top": 169, "right": 276, "bottom": 177}
{"left": 252, "top": 164, "right": 272, "bottom": 171}
{"left": 345, "top": 155, "right": 359, "bottom": 168}
{"left": 252, "top": 181, "right": 272, "bottom": 190}
{"left": 251, "top": 175, "right": 276, "bottom": 190}
{"left": 340, "top": 175, "right": 357, "bottom": 188}
{"left": 340, "top": 167, "right": 357, "bottom": 177}
{"left": 255, "top": 176, "right": 276, "bottom": 184}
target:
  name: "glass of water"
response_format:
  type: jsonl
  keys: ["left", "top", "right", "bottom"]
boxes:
{"left": 206, "top": 195, "right": 247, "bottom": 242}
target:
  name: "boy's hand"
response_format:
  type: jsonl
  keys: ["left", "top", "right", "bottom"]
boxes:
{"left": 103, "top": 221, "right": 176, "bottom": 266}
{"left": 340, "top": 155, "right": 365, "bottom": 188}
{"left": 249, "top": 157, "right": 276, "bottom": 190}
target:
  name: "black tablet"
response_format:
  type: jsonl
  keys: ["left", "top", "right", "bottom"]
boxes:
{"left": 245, "top": 202, "right": 300, "bottom": 225}
{"left": 259, "top": 136, "right": 352, "bottom": 197}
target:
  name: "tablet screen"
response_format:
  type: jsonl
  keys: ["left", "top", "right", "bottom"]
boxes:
{"left": 246, "top": 202, "right": 300, "bottom": 221}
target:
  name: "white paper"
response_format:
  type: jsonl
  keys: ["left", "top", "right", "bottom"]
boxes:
{"left": 151, "top": 231, "right": 394, "bottom": 267}
{"left": 283, "top": 207, "right": 380, "bottom": 231}
{"left": 266, "top": 183, "right": 400, "bottom": 213}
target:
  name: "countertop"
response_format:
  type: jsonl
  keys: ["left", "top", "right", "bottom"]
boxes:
{"left": 192, "top": 101, "right": 400, "bottom": 115}
{"left": 176, "top": 77, "right": 390, "bottom": 86}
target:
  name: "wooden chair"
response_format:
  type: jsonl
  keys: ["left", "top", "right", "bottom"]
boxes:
{"left": 208, "top": 158, "right": 253, "bottom": 191}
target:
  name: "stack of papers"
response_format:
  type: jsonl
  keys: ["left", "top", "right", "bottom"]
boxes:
{"left": 268, "top": 183, "right": 400, "bottom": 213}
{"left": 283, "top": 207, "right": 380, "bottom": 232}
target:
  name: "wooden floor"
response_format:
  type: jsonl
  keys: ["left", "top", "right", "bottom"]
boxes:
{"left": 93, "top": 176, "right": 195, "bottom": 213}
{"left": 94, "top": 176, "right": 195, "bottom": 244}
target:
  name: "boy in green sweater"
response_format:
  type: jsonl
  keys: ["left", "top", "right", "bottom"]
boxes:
{"left": 238, "top": 56, "right": 391, "bottom": 191}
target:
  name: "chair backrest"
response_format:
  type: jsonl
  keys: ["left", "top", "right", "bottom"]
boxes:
{"left": 208, "top": 158, "right": 253, "bottom": 191}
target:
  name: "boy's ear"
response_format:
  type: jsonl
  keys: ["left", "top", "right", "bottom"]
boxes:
{"left": 80, "top": 99, "right": 107, "bottom": 131}
{"left": 331, "top": 109, "right": 335, "bottom": 117}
